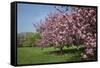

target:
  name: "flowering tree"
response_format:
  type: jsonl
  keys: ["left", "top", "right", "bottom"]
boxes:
{"left": 34, "top": 6, "right": 97, "bottom": 59}
{"left": 74, "top": 7, "right": 97, "bottom": 59}
{"left": 35, "top": 12, "right": 74, "bottom": 52}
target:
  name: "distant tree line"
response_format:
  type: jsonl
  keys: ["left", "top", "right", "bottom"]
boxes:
{"left": 17, "top": 32, "right": 41, "bottom": 47}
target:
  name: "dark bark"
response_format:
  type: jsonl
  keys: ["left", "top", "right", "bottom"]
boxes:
{"left": 60, "top": 47, "right": 63, "bottom": 54}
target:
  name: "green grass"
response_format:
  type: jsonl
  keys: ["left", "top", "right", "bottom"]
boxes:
{"left": 17, "top": 46, "right": 85, "bottom": 65}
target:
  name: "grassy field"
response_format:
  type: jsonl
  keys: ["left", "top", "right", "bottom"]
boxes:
{"left": 17, "top": 46, "right": 85, "bottom": 65}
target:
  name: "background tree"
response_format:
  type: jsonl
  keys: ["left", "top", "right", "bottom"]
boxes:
{"left": 17, "top": 32, "right": 41, "bottom": 47}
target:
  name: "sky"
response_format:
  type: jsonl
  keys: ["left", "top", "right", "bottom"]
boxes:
{"left": 17, "top": 3, "right": 58, "bottom": 33}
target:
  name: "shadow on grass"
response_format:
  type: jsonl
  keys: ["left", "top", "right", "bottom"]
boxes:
{"left": 44, "top": 47, "right": 85, "bottom": 55}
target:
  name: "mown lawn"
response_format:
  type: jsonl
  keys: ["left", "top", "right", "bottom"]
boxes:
{"left": 17, "top": 46, "right": 85, "bottom": 65}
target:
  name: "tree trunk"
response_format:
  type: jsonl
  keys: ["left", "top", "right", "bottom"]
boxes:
{"left": 60, "top": 47, "right": 63, "bottom": 54}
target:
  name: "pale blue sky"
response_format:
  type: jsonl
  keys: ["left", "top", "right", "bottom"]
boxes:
{"left": 17, "top": 3, "right": 73, "bottom": 33}
{"left": 17, "top": 3, "right": 58, "bottom": 33}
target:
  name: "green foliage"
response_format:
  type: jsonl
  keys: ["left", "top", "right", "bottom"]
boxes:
{"left": 17, "top": 32, "right": 41, "bottom": 47}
